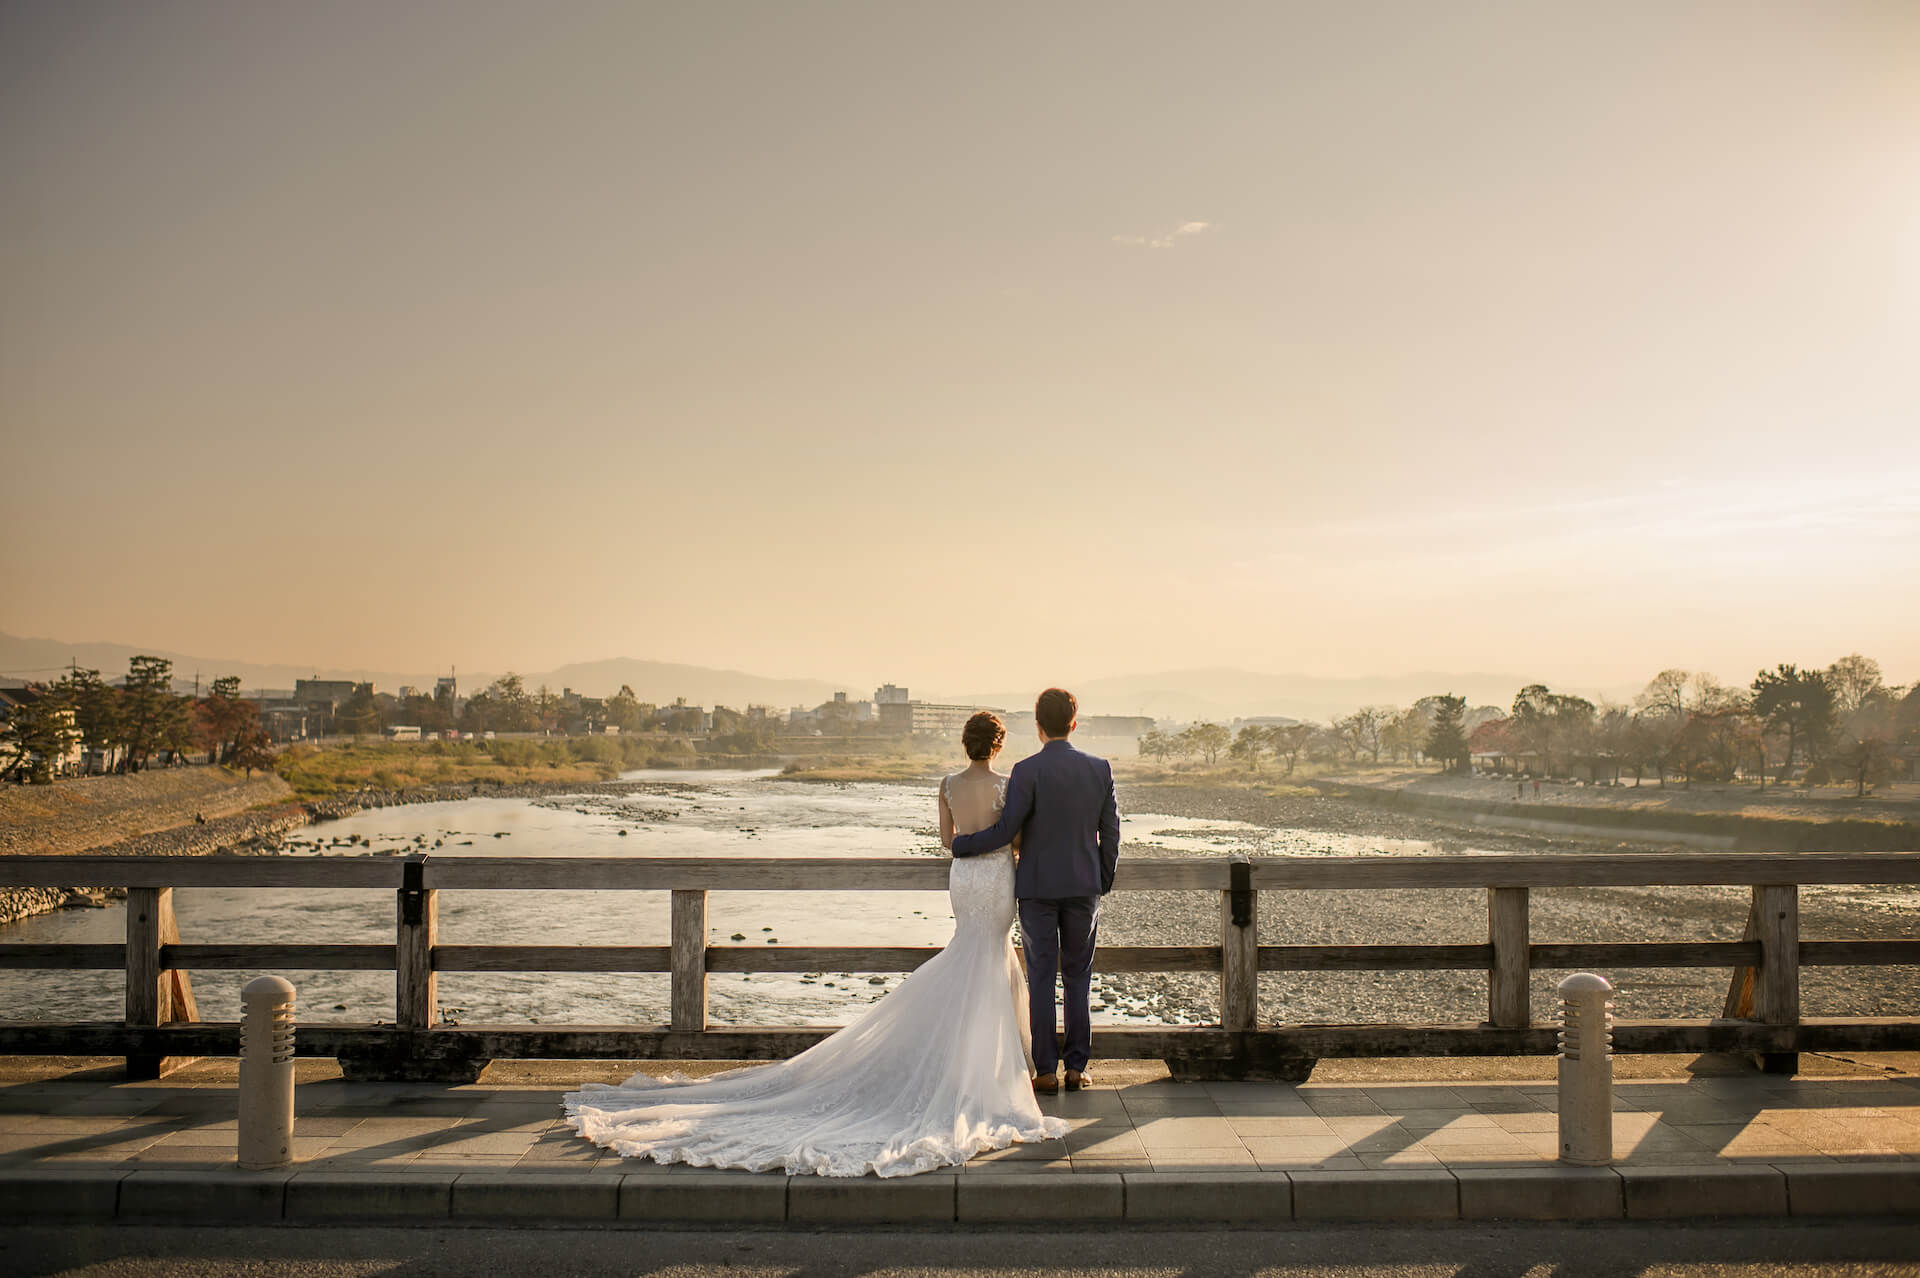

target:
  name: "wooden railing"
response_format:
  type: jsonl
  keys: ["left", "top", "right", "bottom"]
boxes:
{"left": 1, "top": 852, "right": 1917, "bottom": 1081}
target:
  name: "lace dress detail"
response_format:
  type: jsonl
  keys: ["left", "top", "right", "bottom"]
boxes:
{"left": 563, "top": 774, "right": 1067, "bottom": 1177}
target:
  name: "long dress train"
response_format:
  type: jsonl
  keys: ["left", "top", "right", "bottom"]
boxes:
{"left": 562, "top": 793, "right": 1069, "bottom": 1177}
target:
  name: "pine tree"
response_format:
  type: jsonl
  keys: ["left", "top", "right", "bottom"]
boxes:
{"left": 1425, "top": 694, "right": 1470, "bottom": 774}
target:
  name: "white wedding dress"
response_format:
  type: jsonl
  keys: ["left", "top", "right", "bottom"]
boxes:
{"left": 563, "top": 777, "right": 1070, "bottom": 1177}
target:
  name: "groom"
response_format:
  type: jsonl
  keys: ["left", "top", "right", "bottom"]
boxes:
{"left": 951, "top": 687, "right": 1120, "bottom": 1093}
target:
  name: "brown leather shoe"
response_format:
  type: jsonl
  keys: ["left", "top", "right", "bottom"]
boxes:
{"left": 1032, "top": 1073, "right": 1060, "bottom": 1095}
{"left": 1065, "top": 1068, "right": 1092, "bottom": 1091}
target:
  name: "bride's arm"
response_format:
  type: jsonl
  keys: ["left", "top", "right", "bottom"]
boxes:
{"left": 938, "top": 777, "right": 956, "bottom": 850}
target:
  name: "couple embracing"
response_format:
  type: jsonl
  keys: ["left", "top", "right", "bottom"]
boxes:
{"left": 565, "top": 687, "right": 1122, "bottom": 1177}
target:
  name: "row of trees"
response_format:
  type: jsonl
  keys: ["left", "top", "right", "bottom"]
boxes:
{"left": 1, "top": 657, "right": 276, "bottom": 783}
{"left": 334, "top": 675, "right": 741, "bottom": 742}
{"left": 1134, "top": 654, "right": 1918, "bottom": 796}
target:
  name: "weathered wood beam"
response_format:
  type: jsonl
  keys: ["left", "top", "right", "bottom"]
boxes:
{"left": 669, "top": 889, "right": 706, "bottom": 1033}
{"left": 1531, "top": 941, "right": 1761, "bottom": 969}
{"left": 123, "top": 886, "right": 195, "bottom": 1078}
{"left": 435, "top": 945, "right": 671, "bottom": 973}
{"left": 7, "top": 1016, "right": 1918, "bottom": 1062}
{"left": 1488, "top": 886, "right": 1530, "bottom": 1028}
{"left": 1220, "top": 862, "right": 1258, "bottom": 1032}
{"left": 1258, "top": 945, "right": 1490, "bottom": 971}
{"left": 3, "top": 851, "right": 1917, "bottom": 892}
{"left": 0, "top": 944, "right": 125, "bottom": 969}
{"left": 1755, "top": 883, "right": 1801, "bottom": 1075}
{"left": 162, "top": 944, "right": 397, "bottom": 971}
{"left": 394, "top": 861, "right": 437, "bottom": 1031}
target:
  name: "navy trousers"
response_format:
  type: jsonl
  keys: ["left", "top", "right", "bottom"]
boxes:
{"left": 1018, "top": 895, "right": 1100, "bottom": 1076}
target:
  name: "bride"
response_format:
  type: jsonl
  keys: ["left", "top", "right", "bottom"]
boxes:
{"left": 564, "top": 710, "right": 1070, "bottom": 1177}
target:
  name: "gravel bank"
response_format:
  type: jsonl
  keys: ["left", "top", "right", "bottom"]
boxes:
{"left": 1091, "top": 780, "right": 1915, "bottom": 1031}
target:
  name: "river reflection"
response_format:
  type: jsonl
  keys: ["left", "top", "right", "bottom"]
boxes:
{"left": 0, "top": 768, "right": 1444, "bottom": 1027}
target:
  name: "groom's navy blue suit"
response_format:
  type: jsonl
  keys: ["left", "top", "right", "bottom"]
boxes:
{"left": 951, "top": 738, "right": 1121, "bottom": 1076}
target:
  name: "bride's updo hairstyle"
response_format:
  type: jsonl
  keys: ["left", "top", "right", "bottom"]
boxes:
{"left": 962, "top": 711, "right": 1005, "bottom": 761}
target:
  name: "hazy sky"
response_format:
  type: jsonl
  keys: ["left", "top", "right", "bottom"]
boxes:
{"left": 5, "top": 1, "right": 1916, "bottom": 693}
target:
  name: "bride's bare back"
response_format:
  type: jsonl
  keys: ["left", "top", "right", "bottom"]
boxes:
{"left": 940, "top": 765, "right": 1010, "bottom": 849}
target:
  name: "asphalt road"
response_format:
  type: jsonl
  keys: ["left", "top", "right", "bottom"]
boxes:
{"left": 4, "top": 1223, "right": 1918, "bottom": 1278}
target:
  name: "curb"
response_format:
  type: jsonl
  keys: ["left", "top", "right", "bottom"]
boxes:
{"left": 2, "top": 1164, "right": 1917, "bottom": 1226}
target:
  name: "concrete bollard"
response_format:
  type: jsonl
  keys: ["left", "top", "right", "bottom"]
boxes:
{"left": 1556, "top": 971, "right": 1614, "bottom": 1166}
{"left": 238, "top": 975, "right": 296, "bottom": 1170}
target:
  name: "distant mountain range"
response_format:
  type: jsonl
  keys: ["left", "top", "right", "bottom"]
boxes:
{"left": 0, "top": 632, "right": 1621, "bottom": 723}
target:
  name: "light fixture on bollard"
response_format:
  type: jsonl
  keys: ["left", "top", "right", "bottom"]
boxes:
{"left": 1556, "top": 971, "right": 1614, "bottom": 1166}
{"left": 238, "top": 975, "right": 296, "bottom": 1170}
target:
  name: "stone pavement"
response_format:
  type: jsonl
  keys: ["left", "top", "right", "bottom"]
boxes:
{"left": 2, "top": 1060, "right": 1918, "bottom": 1225}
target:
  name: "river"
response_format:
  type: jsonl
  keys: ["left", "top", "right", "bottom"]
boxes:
{"left": 1, "top": 769, "right": 1909, "bottom": 1029}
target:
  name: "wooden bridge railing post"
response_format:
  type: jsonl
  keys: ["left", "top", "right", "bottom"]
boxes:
{"left": 125, "top": 885, "right": 197, "bottom": 1078}
{"left": 1755, "top": 883, "right": 1800, "bottom": 1074}
{"left": 1221, "top": 860, "right": 1258, "bottom": 1031}
{"left": 671, "top": 888, "right": 709, "bottom": 1032}
{"left": 395, "top": 854, "right": 437, "bottom": 1030}
{"left": 1488, "top": 886, "right": 1531, "bottom": 1028}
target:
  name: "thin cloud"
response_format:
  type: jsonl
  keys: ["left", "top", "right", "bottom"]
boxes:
{"left": 1112, "top": 221, "right": 1213, "bottom": 249}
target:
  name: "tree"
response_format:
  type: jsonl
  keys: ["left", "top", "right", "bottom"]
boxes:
{"left": 1267, "top": 724, "right": 1315, "bottom": 776}
{"left": 1833, "top": 690, "right": 1900, "bottom": 797}
{"left": 196, "top": 676, "right": 260, "bottom": 764}
{"left": 1825, "top": 653, "right": 1884, "bottom": 719}
{"left": 1335, "top": 706, "right": 1392, "bottom": 764}
{"left": 534, "top": 685, "right": 563, "bottom": 733}
{"left": 120, "top": 655, "right": 189, "bottom": 771}
{"left": 227, "top": 721, "right": 277, "bottom": 777}
{"left": 1750, "top": 664, "right": 1836, "bottom": 775}
{"left": 485, "top": 674, "right": 536, "bottom": 732}
{"left": 1635, "top": 669, "right": 1692, "bottom": 721}
{"left": 1590, "top": 702, "right": 1634, "bottom": 784}
{"left": 1181, "top": 722, "right": 1229, "bottom": 766}
{"left": 1382, "top": 705, "right": 1431, "bottom": 764}
{"left": 1510, "top": 684, "right": 1595, "bottom": 778}
{"left": 607, "top": 685, "right": 644, "bottom": 732}
{"left": 1424, "top": 695, "right": 1470, "bottom": 775}
{"left": 1229, "top": 725, "right": 1268, "bottom": 771}
{"left": 53, "top": 667, "right": 123, "bottom": 770}
{"left": 335, "top": 684, "right": 383, "bottom": 737}
{"left": 1, "top": 686, "right": 78, "bottom": 783}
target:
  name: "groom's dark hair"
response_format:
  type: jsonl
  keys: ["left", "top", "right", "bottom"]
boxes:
{"left": 1035, "top": 688, "right": 1077, "bottom": 737}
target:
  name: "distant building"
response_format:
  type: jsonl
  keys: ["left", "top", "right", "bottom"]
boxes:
{"left": 874, "top": 684, "right": 910, "bottom": 705}
{"left": 878, "top": 700, "right": 998, "bottom": 738}
{"left": 295, "top": 679, "right": 359, "bottom": 710}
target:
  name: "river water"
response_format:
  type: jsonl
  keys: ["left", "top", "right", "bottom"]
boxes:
{"left": 3, "top": 769, "right": 1908, "bottom": 1029}
{"left": 0, "top": 770, "right": 1426, "bottom": 1027}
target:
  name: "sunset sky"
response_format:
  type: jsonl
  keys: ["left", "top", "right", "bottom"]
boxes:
{"left": 4, "top": 1, "right": 1916, "bottom": 694}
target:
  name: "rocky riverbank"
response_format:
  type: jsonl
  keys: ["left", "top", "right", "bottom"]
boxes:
{"left": 1088, "top": 777, "right": 1916, "bottom": 1031}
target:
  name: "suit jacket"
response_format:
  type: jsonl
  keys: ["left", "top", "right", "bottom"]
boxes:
{"left": 950, "top": 739, "right": 1120, "bottom": 899}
